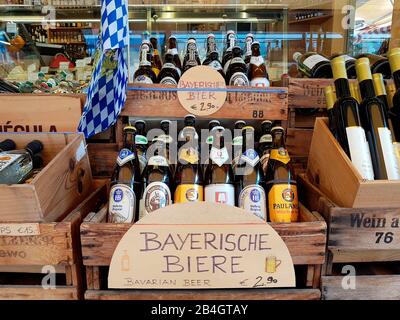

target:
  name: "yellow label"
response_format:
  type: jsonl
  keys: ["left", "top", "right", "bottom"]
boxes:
{"left": 178, "top": 148, "right": 199, "bottom": 164}
{"left": 152, "top": 67, "right": 160, "bottom": 77}
{"left": 269, "top": 148, "right": 291, "bottom": 165}
{"left": 268, "top": 184, "right": 299, "bottom": 223}
{"left": 174, "top": 184, "right": 204, "bottom": 203}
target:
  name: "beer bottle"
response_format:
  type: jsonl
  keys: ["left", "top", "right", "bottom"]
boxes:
{"left": 236, "top": 126, "right": 267, "bottom": 220}
{"left": 205, "top": 127, "right": 235, "bottom": 205}
{"left": 134, "top": 120, "right": 148, "bottom": 174}
{"left": 225, "top": 46, "right": 249, "bottom": 86}
{"left": 108, "top": 126, "right": 142, "bottom": 223}
{"left": 222, "top": 30, "right": 236, "bottom": 69}
{"left": 203, "top": 120, "right": 222, "bottom": 170}
{"left": 232, "top": 120, "right": 246, "bottom": 168}
{"left": 203, "top": 34, "right": 218, "bottom": 65}
{"left": 259, "top": 120, "right": 273, "bottom": 173}
{"left": 174, "top": 119, "right": 203, "bottom": 203}
{"left": 244, "top": 33, "right": 254, "bottom": 66}
{"left": 206, "top": 120, "right": 221, "bottom": 146}
{"left": 265, "top": 126, "right": 299, "bottom": 223}
{"left": 183, "top": 39, "right": 201, "bottom": 73}
{"left": 139, "top": 139, "right": 173, "bottom": 219}
{"left": 168, "top": 36, "right": 182, "bottom": 72}
{"left": 150, "top": 37, "right": 163, "bottom": 77}
{"left": 178, "top": 114, "right": 199, "bottom": 148}
{"left": 389, "top": 48, "right": 400, "bottom": 141}
{"left": 159, "top": 119, "right": 176, "bottom": 174}
{"left": 248, "top": 41, "right": 270, "bottom": 87}
{"left": 134, "top": 46, "right": 157, "bottom": 84}
{"left": 203, "top": 36, "right": 224, "bottom": 78}
{"left": 158, "top": 50, "right": 181, "bottom": 85}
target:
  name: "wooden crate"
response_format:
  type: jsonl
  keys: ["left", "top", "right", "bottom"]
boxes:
{"left": 307, "top": 117, "right": 400, "bottom": 208}
{"left": 80, "top": 186, "right": 326, "bottom": 300}
{"left": 298, "top": 174, "right": 400, "bottom": 300}
{"left": 0, "top": 183, "right": 107, "bottom": 300}
{"left": 0, "top": 132, "right": 93, "bottom": 221}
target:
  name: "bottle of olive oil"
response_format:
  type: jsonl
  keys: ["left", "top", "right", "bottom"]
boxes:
{"left": 356, "top": 58, "right": 400, "bottom": 180}
{"left": 265, "top": 127, "right": 299, "bottom": 223}
{"left": 331, "top": 56, "right": 374, "bottom": 180}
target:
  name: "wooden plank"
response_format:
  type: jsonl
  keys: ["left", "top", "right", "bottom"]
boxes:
{"left": 288, "top": 79, "right": 333, "bottom": 109}
{"left": 331, "top": 249, "right": 400, "bottom": 264}
{"left": 0, "top": 285, "right": 78, "bottom": 300}
{"left": 286, "top": 128, "right": 314, "bottom": 158}
{"left": 0, "top": 265, "right": 65, "bottom": 273}
{"left": 122, "top": 84, "right": 288, "bottom": 121}
{"left": 322, "top": 275, "right": 400, "bottom": 300}
{"left": 85, "top": 288, "right": 321, "bottom": 300}
{"left": 88, "top": 143, "right": 118, "bottom": 177}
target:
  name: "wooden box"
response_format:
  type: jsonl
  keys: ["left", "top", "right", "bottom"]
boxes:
{"left": 80, "top": 185, "right": 326, "bottom": 300}
{"left": 299, "top": 174, "right": 400, "bottom": 300}
{"left": 307, "top": 118, "right": 400, "bottom": 208}
{"left": 0, "top": 132, "right": 93, "bottom": 221}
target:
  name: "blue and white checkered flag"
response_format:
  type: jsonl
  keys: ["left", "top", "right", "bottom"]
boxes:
{"left": 78, "top": 0, "right": 129, "bottom": 138}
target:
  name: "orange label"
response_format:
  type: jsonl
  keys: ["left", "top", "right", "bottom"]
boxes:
{"left": 268, "top": 184, "right": 299, "bottom": 223}
{"left": 174, "top": 184, "right": 204, "bottom": 203}
{"left": 269, "top": 148, "right": 291, "bottom": 164}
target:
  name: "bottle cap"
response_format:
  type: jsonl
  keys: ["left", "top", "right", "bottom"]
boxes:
{"left": 245, "top": 33, "right": 254, "bottom": 39}
{"left": 123, "top": 125, "right": 137, "bottom": 133}
{"left": 324, "top": 85, "right": 336, "bottom": 110}
{"left": 261, "top": 120, "right": 273, "bottom": 125}
{"left": 135, "top": 120, "right": 146, "bottom": 126}
{"left": 227, "top": 30, "right": 235, "bottom": 35}
{"left": 331, "top": 56, "right": 348, "bottom": 80}
{"left": 292, "top": 52, "right": 302, "bottom": 62}
{"left": 356, "top": 57, "right": 372, "bottom": 82}
{"left": 207, "top": 33, "right": 215, "bottom": 38}
{"left": 388, "top": 48, "right": 400, "bottom": 73}
{"left": 372, "top": 73, "right": 386, "bottom": 96}
{"left": 271, "top": 126, "right": 285, "bottom": 133}
{"left": 0, "top": 139, "right": 16, "bottom": 152}
{"left": 160, "top": 120, "right": 171, "bottom": 125}
{"left": 26, "top": 140, "right": 43, "bottom": 155}
{"left": 242, "top": 125, "right": 255, "bottom": 131}
{"left": 32, "top": 154, "right": 43, "bottom": 169}
{"left": 168, "top": 35, "right": 177, "bottom": 40}
{"left": 234, "top": 120, "right": 246, "bottom": 126}
{"left": 208, "top": 120, "right": 220, "bottom": 126}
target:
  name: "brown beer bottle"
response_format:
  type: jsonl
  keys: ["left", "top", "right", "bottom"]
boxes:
{"left": 222, "top": 30, "right": 236, "bottom": 69}
{"left": 203, "top": 34, "right": 218, "bottom": 65}
{"left": 203, "top": 35, "right": 224, "bottom": 77}
{"left": 183, "top": 38, "right": 201, "bottom": 73}
{"left": 225, "top": 46, "right": 249, "bottom": 86}
{"left": 134, "top": 46, "right": 157, "bottom": 84}
{"left": 134, "top": 120, "right": 148, "bottom": 174}
{"left": 158, "top": 50, "right": 181, "bottom": 85}
{"left": 265, "top": 126, "right": 299, "bottom": 223}
{"left": 167, "top": 36, "right": 182, "bottom": 72}
{"left": 248, "top": 41, "right": 270, "bottom": 87}
{"left": 150, "top": 37, "right": 162, "bottom": 77}
{"left": 258, "top": 120, "right": 273, "bottom": 173}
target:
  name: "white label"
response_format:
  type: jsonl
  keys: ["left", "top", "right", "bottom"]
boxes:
{"left": 160, "top": 76, "right": 177, "bottom": 85}
{"left": 230, "top": 57, "right": 245, "bottom": 65}
{"left": 0, "top": 223, "right": 40, "bottom": 236}
{"left": 393, "top": 142, "right": 400, "bottom": 168}
{"left": 238, "top": 185, "right": 267, "bottom": 220}
{"left": 378, "top": 127, "right": 400, "bottom": 180}
{"left": 241, "top": 149, "right": 260, "bottom": 167}
{"left": 169, "top": 48, "right": 178, "bottom": 56}
{"left": 139, "top": 181, "right": 171, "bottom": 219}
{"left": 59, "top": 61, "right": 70, "bottom": 70}
{"left": 75, "top": 140, "right": 86, "bottom": 162}
{"left": 162, "top": 63, "right": 176, "bottom": 70}
{"left": 117, "top": 148, "right": 135, "bottom": 167}
{"left": 205, "top": 184, "right": 235, "bottom": 205}
{"left": 84, "top": 57, "right": 92, "bottom": 65}
{"left": 229, "top": 72, "right": 249, "bottom": 86}
{"left": 346, "top": 126, "right": 375, "bottom": 180}
{"left": 303, "top": 54, "right": 329, "bottom": 69}
{"left": 0, "top": 153, "right": 22, "bottom": 172}
{"left": 250, "top": 77, "right": 270, "bottom": 87}
{"left": 210, "top": 147, "right": 230, "bottom": 167}
{"left": 250, "top": 56, "right": 264, "bottom": 67}
{"left": 108, "top": 184, "right": 136, "bottom": 223}
{"left": 148, "top": 155, "right": 169, "bottom": 167}
{"left": 134, "top": 75, "right": 153, "bottom": 84}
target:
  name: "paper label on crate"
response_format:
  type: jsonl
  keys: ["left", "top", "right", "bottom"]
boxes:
{"left": 210, "top": 147, "right": 229, "bottom": 167}
{"left": 0, "top": 153, "right": 22, "bottom": 172}
{"left": 346, "top": 126, "right": 375, "bottom": 180}
{"left": 378, "top": 127, "right": 400, "bottom": 180}
{"left": 108, "top": 184, "right": 136, "bottom": 223}
{"left": 117, "top": 148, "right": 135, "bottom": 167}
{"left": 108, "top": 202, "right": 295, "bottom": 289}
{"left": 302, "top": 54, "right": 329, "bottom": 69}
{"left": 0, "top": 223, "right": 40, "bottom": 237}
{"left": 238, "top": 184, "right": 267, "bottom": 220}
{"left": 177, "top": 66, "right": 226, "bottom": 117}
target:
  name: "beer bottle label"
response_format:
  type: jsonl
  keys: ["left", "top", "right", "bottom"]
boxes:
{"left": 160, "top": 76, "right": 178, "bottom": 85}
{"left": 250, "top": 77, "right": 270, "bottom": 87}
{"left": 174, "top": 184, "right": 204, "bottom": 203}
{"left": 138, "top": 154, "right": 147, "bottom": 173}
{"left": 135, "top": 135, "right": 148, "bottom": 145}
{"left": 229, "top": 72, "right": 250, "bottom": 86}
{"left": 148, "top": 155, "right": 169, "bottom": 167}
{"left": 378, "top": 127, "right": 400, "bottom": 179}
{"left": 206, "top": 135, "right": 214, "bottom": 145}
{"left": 269, "top": 148, "right": 291, "bottom": 164}
{"left": 117, "top": 148, "right": 135, "bottom": 167}
{"left": 238, "top": 185, "right": 266, "bottom": 220}
{"left": 134, "top": 75, "right": 153, "bottom": 84}
{"left": 241, "top": 149, "right": 260, "bottom": 167}
{"left": 108, "top": 184, "right": 136, "bottom": 223}
{"left": 139, "top": 181, "right": 171, "bottom": 220}
{"left": 209, "top": 60, "right": 223, "bottom": 71}
{"left": 232, "top": 136, "right": 243, "bottom": 146}
{"left": 302, "top": 54, "right": 329, "bottom": 69}
{"left": 152, "top": 67, "right": 160, "bottom": 77}
{"left": 223, "top": 59, "right": 232, "bottom": 74}
{"left": 0, "top": 154, "right": 22, "bottom": 172}
{"left": 162, "top": 63, "right": 176, "bottom": 70}
{"left": 210, "top": 147, "right": 229, "bottom": 167}
{"left": 268, "top": 183, "right": 299, "bottom": 223}
{"left": 178, "top": 148, "right": 199, "bottom": 164}
{"left": 346, "top": 126, "right": 374, "bottom": 180}
{"left": 250, "top": 55, "right": 265, "bottom": 67}
{"left": 205, "top": 184, "right": 235, "bottom": 205}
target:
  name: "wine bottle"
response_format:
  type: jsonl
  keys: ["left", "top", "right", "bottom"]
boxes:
{"left": 388, "top": 48, "right": 400, "bottom": 141}
{"left": 357, "top": 53, "right": 392, "bottom": 79}
{"left": 330, "top": 54, "right": 357, "bottom": 79}
{"left": 331, "top": 56, "right": 374, "bottom": 180}
{"left": 356, "top": 58, "right": 399, "bottom": 180}
{"left": 324, "top": 85, "right": 337, "bottom": 138}
{"left": 293, "top": 52, "right": 333, "bottom": 78}
{"left": 349, "top": 82, "right": 362, "bottom": 104}
{"left": 0, "top": 139, "right": 16, "bottom": 152}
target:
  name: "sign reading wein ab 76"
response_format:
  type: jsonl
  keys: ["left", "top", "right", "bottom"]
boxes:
{"left": 108, "top": 203, "right": 295, "bottom": 289}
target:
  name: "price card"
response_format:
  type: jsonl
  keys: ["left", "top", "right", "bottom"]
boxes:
{"left": 0, "top": 223, "right": 40, "bottom": 237}
{"left": 59, "top": 62, "right": 70, "bottom": 70}
{"left": 177, "top": 66, "right": 227, "bottom": 117}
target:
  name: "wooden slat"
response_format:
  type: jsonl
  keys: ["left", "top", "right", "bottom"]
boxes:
{"left": 286, "top": 128, "right": 314, "bottom": 158}
{"left": 122, "top": 84, "right": 288, "bottom": 121}
{"left": 85, "top": 288, "right": 321, "bottom": 300}
{"left": 288, "top": 78, "right": 332, "bottom": 109}
{"left": 0, "top": 285, "right": 78, "bottom": 300}
{"left": 88, "top": 143, "right": 119, "bottom": 177}
{"left": 322, "top": 275, "right": 400, "bottom": 300}
{"left": 331, "top": 249, "right": 400, "bottom": 264}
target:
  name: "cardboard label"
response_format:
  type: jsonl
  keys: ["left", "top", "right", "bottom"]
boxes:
{"left": 177, "top": 66, "right": 227, "bottom": 117}
{"left": 108, "top": 202, "right": 295, "bottom": 289}
{"left": 0, "top": 223, "right": 40, "bottom": 237}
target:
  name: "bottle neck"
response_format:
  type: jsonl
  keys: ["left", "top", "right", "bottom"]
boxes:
{"left": 393, "top": 70, "right": 400, "bottom": 90}
{"left": 334, "top": 78, "right": 351, "bottom": 98}
{"left": 272, "top": 131, "right": 285, "bottom": 149}
{"left": 359, "top": 79, "right": 376, "bottom": 99}
{"left": 124, "top": 133, "right": 137, "bottom": 152}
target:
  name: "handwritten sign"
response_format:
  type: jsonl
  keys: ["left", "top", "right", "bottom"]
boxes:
{"left": 108, "top": 202, "right": 295, "bottom": 289}
{"left": 328, "top": 208, "right": 400, "bottom": 250}
{"left": 177, "top": 66, "right": 227, "bottom": 117}
{"left": 0, "top": 223, "right": 40, "bottom": 237}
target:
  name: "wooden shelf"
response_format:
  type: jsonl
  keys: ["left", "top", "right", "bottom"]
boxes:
{"left": 49, "top": 42, "right": 86, "bottom": 45}
{"left": 289, "top": 14, "right": 332, "bottom": 25}
{"left": 49, "top": 27, "right": 91, "bottom": 30}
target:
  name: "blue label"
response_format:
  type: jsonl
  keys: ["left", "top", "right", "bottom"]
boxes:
{"left": 113, "top": 188, "right": 124, "bottom": 202}
{"left": 119, "top": 149, "right": 132, "bottom": 160}
{"left": 243, "top": 149, "right": 258, "bottom": 160}
{"left": 250, "top": 188, "right": 261, "bottom": 203}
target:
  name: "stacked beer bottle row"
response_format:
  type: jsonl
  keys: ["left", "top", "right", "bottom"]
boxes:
{"left": 324, "top": 48, "right": 400, "bottom": 180}
{"left": 108, "top": 116, "right": 298, "bottom": 224}
{"left": 134, "top": 31, "right": 270, "bottom": 87}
